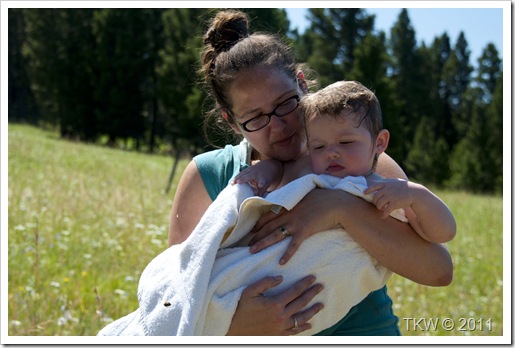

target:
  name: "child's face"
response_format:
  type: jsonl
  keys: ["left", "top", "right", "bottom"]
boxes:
{"left": 306, "top": 114, "right": 382, "bottom": 178}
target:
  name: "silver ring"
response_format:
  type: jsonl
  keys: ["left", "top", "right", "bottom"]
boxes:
{"left": 280, "top": 226, "right": 291, "bottom": 237}
{"left": 292, "top": 315, "right": 299, "bottom": 331}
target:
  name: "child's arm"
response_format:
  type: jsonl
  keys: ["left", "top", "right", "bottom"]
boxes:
{"left": 365, "top": 175, "right": 456, "bottom": 243}
{"left": 231, "top": 159, "right": 284, "bottom": 196}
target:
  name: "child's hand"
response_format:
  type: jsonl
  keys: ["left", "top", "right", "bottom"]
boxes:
{"left": 232, "top": 168, "right": 272, "bottom": 197}
{"left": 231, "top": 159, "right": 283, "bottom": 197}
{"left": 365, "top": 176, "right": 415, "bottom": 218}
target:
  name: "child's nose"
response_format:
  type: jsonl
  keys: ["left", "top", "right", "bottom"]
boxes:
{"left": 327, "top": 145, "right": 340, "bottom": 158}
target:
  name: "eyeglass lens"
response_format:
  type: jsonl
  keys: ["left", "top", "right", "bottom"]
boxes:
{"left": 243, "top": 96, "right": 299, "bottom": 132}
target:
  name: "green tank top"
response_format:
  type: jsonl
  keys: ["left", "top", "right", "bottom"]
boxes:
{"left": 193, "top": 142, "right": 400, "bottom": 336}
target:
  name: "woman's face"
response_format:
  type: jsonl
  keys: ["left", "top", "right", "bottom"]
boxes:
{"left": 226, "top": 67, "right": 306, "bottom": 161}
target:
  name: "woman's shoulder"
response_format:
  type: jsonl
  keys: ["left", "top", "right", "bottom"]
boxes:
{"left": 194, "top": 143, "right": 244, "bottom": 171}
{"left": 193, "top": 142, "right": 249, "bottom": 200}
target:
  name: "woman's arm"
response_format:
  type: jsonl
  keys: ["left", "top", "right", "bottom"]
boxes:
{"left": 327, "top": 189, "right": 453, "bottom": 286}
{"left": 249, "top": 153, "right": 453, "bottom": 286}
{"left": 168, "top": 160, "right": 214, "bottom": 246}
{"left": 168, "top": 160, "right": 325, "bottom": 334}
{"left": 375, "top": 152, "right": 408, "bottom": 180}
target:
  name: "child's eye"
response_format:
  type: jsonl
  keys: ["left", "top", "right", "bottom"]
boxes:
{"left": 312, "top": 145, "right": 324, "bottom": 150}
{"left": 340, "top": 141, "right": 353, "bottom": 145}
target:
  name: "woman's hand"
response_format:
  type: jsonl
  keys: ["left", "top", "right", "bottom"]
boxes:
{"left": 226, "top": 275, "right": 324, "bottom": 336}
{"left": 249, "top": 188, "right": 343, "bottom": 265}
{"left": 249, "top": 186, "right": 453, "bottom": 286}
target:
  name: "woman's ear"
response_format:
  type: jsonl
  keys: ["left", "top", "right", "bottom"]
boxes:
{"left": 375, "top": 129, "right": 390, "bottom": 155}
{"left": 221, "top": 109, "right": 230, "bottom": 122}
{"left": 221, "top": 109, "right": 242, "bottom": 135}
{"left": 296, "top": 70, "right": 308, "bottom": 94}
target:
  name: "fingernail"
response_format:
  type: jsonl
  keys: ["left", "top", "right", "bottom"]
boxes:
{"left": 274, "top": 275, "right": 283, "bottom": 282}
{"left": 279, "top": 258, "right": 286, "bottom": 265}
{"left": 249, "top": 245, "right": 257, "bottom": 253}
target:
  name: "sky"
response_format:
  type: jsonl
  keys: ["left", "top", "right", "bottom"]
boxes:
{"left": 285, "top": 6, "right": 505, "bottom": 67}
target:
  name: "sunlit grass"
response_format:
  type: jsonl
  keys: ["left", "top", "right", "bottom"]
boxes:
{"left": 8, "top": 124, "right": 503, "bottom": 336}
{"left": 388, "top": 190, "right": 503, "bottom": 336}
{"left": 8, "top": 124, "right": 184, "bottom": 335}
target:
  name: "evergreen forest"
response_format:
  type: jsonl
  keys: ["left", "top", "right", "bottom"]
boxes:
{"left": 8, "top": 8, "right": 503, "bottom": 193}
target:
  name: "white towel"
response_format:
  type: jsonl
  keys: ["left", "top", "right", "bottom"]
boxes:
{"left": 98, "top": 174, "right": 406, "bottom": 336}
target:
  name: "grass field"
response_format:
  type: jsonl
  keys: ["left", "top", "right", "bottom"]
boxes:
{"left": 7, "top": 124, "right": 504, "bottom": 337}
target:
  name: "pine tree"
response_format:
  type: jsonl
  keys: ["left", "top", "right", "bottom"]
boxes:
{"left": 22, "top": 9, "right": 97, "bottom": 139}
{"left": 347, "top": 32, "right": 402, "bottom": 163}
{"left": 92, "top": 9, "right": 152, "bottom": 147}
{"left": 447, "top": 88, "right": 487, "bottom": 192}
{"left": 389, "top": 9, "right": 428, "bottom": 160}
{"left": 8, "top": 9, "right": 39, "bottom": 123}
{"left": 301, "top": 8, "right": 374, "bottom": 87}
{"left": 475, "top": 43, "right": 502, "bottom": 103}
{"left": 22, "top": 9, "right": 65, "bottom": 127}
{"left": 443, "top": 32, "right": 473, "bottom": 147}
{"left": 487, "top": 76, "right": 503, "bottom": 193}
{"left": 157, "top": 8, "right": 205, "bottom": 153}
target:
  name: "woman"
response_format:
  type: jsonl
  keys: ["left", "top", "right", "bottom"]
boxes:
{"left": 168, "top": 10, "right": 452, "bottom": 336}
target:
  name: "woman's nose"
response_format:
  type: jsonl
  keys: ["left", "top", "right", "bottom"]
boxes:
{"left": 268, "top": 114, "right": 287, "bottom": 129}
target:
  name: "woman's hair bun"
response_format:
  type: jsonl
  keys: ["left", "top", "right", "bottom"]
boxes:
{"left": 204, "top": 10, "right": 250, "bottom": 53}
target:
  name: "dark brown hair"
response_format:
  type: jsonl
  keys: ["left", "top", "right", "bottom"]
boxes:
{"left": 200, "top": 10, "right": 315, "bottom": 146}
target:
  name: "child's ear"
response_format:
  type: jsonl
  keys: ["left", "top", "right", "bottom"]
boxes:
{"left": 375, "top": 129, "right": 390, "bottom": 155}
{"left": 221, "top": 109, "right": 242, "bottom": 135}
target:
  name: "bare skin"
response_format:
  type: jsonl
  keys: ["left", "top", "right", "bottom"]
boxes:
{"left": 168, "top": 161, "right": 326, "bottom": 335}
{"left": 168, "top": 66, "right": 453, "bottom": 335}
{"left": 168, "top": 153, "right": 452, "bottom": 335}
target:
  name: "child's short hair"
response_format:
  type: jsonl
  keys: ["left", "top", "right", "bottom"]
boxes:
{"left": 300, "top": 80, "right": 383, "bottom": 138}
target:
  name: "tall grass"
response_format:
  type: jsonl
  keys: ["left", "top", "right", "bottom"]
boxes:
{"left": 8, "top": 124, "right": 503, "bottom": 336}
{"left": 8, "top": 124, "right": 183, "bottom": 335}
{"left": 388, "top": 190, "right": 503, "bottom": 336}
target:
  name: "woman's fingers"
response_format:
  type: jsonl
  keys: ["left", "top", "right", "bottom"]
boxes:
{"left": 279, "top": 236, "right": 302, "bottom": 265}
{"left": 251, "top": 209, "right": 284, "bottom": 233}
{"left": 285, "top": 301, "right": 324, "bottom": 335}
{"left": 241, "top": 275, "right": 283, "bottom": 298}
{"left": 272, "top": 276, "right": 324, "bottom": 335}
{"left": 280, "top": 276, "right": 324, "bottom": 335}
{"left": 249, "top": 225, "right": 286, "bottom": 251}
{"left": 229, "top": 275, "right": 324, "bottom": 335}
{"left": 250, "top": 189, "right": 346, "bottom": 263}
{"left": 282, "top": 277, "right": 324, "bottom": 314}
{"left": 249, "top": 222, "right": 308, "bottom": 265}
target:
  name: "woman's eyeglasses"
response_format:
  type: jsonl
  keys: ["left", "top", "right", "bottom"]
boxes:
{"left": 228, "top": 95, "right": 300, "bottom": 132}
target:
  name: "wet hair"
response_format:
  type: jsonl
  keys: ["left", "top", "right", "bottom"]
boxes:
{"left": 300, "top": 80, "right": 383, "bottom": 139}
{"left": 200, "top": 10, "right": 315, "bottom": 146}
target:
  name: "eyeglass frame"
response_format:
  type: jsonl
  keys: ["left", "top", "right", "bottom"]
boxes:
{"left": 225, "top": 94, "right": 301, "bottom": 132}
